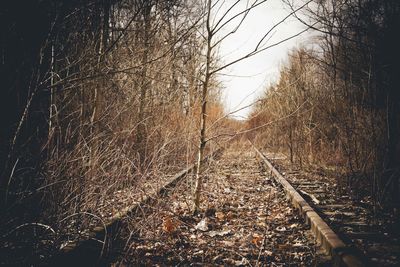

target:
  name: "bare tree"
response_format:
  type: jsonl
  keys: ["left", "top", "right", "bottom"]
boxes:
{"left": 192, "top": 0, "right": 313, "bottom": 212}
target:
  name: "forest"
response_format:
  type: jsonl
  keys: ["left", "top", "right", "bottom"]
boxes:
{"left": 1, "top": 0, "right": 399, "bottom": 265}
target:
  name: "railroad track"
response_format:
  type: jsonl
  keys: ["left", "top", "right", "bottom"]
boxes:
{"left": 48, "top": 143, "right": 323, "bottom": 266}
{"left": 113, "top": 143, "right": 324, "bottom": 265}
{"left": 48, "top": 147, "right": 224, "bottom": 266}
{"left": 44, "top": 140, "right": 398, "bottom": 266}
{"left": 250, "top": 141, "right": 399, "bottom": 267}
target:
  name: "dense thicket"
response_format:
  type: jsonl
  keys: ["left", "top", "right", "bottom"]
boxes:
{"left": 0, "top": 0, "right": 228, "bottom": 248}
{"left": 249, "top": 0, "right": 400, "bottom": 209}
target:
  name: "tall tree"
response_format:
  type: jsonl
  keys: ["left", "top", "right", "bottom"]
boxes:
{"left": 192, "top": 0, "right": 312, "bottom": 212}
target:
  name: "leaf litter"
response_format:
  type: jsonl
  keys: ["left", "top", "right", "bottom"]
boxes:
{"left": 111, "top": 145, "right": 329, "bottom": 266}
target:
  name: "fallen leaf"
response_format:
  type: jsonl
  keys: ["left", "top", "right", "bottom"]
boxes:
{"left": 215, "top": 211, "right": 225, "bottom": 221}
{"left": 252, "top": 234, "right": 263, "bottom": 246}
{"left": 207, "top": 229, "right": 232, "bottom": 237}
{"left": 162, "top": 216, "right": 179, "bottom": 234}
{"left": 195, "top": 218, "right": 208, "bottom": 232}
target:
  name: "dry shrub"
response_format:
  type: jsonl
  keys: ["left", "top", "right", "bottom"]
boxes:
{"left": 248, "top": 48, "right": 392, "bottom": 204}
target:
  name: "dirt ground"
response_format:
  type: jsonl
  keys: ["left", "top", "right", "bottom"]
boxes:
{"left": 110, "top": 144, "right": 329, "bottom": 266}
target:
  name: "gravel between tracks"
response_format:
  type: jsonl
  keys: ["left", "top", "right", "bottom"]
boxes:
{"left": 113, "top": 144, "right": 328, "bottom": 266}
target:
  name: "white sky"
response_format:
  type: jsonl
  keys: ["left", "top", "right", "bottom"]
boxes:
{"left": 212, "top": 0, "right": 312, "bottom": 119}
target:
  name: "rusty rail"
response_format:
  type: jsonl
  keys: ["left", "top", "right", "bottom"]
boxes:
{"left": 249, "top": 141, "right": 367, "bottom": 267}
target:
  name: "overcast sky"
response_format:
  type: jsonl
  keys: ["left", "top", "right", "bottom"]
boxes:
{"left": 213, "top": 0, "right": 312, "bottom": 119}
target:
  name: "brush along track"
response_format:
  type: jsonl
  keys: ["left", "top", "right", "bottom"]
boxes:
{"left": 48, "top": 147, "right": 224, "bottom": 266}
{"left": 250, "top": 142, "right": 397, "bottom": 267}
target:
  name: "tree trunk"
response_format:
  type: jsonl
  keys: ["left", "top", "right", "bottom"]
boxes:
{"left": 192, "top": 0, "right": 212, "bottom": 213}
{"left": 136, "top": 2, "right": 152, "bottom": 164}
{"left": 288, "top": 126, "right": 294, "bottom": 164}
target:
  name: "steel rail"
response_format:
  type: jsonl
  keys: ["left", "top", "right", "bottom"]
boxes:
{"left": 249, "top": 140, "right": 367, "bottom": 267}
